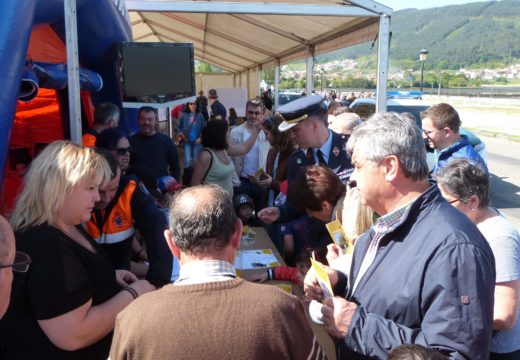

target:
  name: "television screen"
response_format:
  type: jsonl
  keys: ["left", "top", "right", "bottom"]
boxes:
{"left": 118, "top": 42, "right": 195, "bottom": 103}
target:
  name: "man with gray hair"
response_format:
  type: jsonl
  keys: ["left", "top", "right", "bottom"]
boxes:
{"left": 82, "top": 102, "right": 120, "bottom": 147}
{"left": 110, "top": 185, "right": 324, "bottom": 360}
{"left": 304, "top": 112, "right": 495, "bottom": 359}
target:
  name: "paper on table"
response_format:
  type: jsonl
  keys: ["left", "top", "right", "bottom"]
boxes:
{"left": 234, "top": 249, "right": 280, "bottom": 270}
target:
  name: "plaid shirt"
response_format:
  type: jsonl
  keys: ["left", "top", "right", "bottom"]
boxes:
{"left": 175, "top": 260, "right": 237, "bottom": 285}
{"left": 351, "top": 203, "right": 412, "bottom": 294}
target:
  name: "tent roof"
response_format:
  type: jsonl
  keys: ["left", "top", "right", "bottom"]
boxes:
{"left": 126, "top": 0, "right": 392, "bottom": 73}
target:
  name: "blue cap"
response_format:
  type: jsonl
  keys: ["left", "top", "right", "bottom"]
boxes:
{"left": 277, "top": 95, "right": 327, "bottom": 132}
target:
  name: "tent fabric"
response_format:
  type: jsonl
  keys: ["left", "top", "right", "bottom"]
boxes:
{"left": 128, "top": 0, "right": 387, "bottom": 73}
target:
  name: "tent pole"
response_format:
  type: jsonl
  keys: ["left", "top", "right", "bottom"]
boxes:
{"left": 376, "top": 14, "right": 390, "bottom": 113}
{"left": 305, "top": 46, "right": 314, "bottom": 97}
{"left": 64, "top": 0, "right": 82, "bottom": 144}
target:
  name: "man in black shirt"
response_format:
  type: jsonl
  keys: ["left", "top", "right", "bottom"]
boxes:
{"left": 129, "top": 106, "right": 180, "bottom": 180}
{"left": 208, "top": 89, "right": 227, "bottom": 121}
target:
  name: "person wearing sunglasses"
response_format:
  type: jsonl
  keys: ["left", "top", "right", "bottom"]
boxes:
{"left": 0, "top": 215, "right": 24, "bottom": 319}
{"left": 420, "top": 103, "right": 487, "bottom": 175}
{"left": 97, "top": 128, "right": 132, "bottom": 173}
{"left": 435, "top": 158, "right": 520, "bottom": 359}
{"left": 2, "top": 141, "right": 155, "bottom": 359}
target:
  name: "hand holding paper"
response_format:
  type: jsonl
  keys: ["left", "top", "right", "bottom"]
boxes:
{"left": 303, "top": 260, "right": 338, "bottom": 302}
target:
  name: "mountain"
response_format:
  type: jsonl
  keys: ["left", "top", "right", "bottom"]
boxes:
{"left": 322, "top": 0, "right": 520, "bottom": 69}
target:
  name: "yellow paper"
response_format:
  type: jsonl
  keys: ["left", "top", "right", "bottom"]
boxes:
{"left": 310, "top": 258, "right": 334, "bottom": 299}
{"left": 325, "top": 220, "right": 353, "bottom": 254}
{"left": 276, "top": 283, "right": 293, "bottom": 294}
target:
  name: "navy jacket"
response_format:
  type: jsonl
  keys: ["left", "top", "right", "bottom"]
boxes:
{"left": 279, "top": 131, "right": 352, "bottom": 223}
{"left": 210, "top": 100, "right": 227, "bottom": 120}
{"left": 335, "top": 185, "right": 495, "bottom": 359}
{"left": 287, "top": 130, "right": 352, "bottom": 183}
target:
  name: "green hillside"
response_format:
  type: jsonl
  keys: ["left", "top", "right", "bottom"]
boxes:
{"left": 321, "top": 0, "right": 520, "bottom": 69}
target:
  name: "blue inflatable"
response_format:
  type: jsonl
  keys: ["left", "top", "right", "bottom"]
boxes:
{"left": 0, "top": 0, "right": 132, "bottom": 188}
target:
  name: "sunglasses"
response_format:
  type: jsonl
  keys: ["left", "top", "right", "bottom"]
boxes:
{"left": 0, "top": 251, "right": 32, "bottom": 273}
{"left": 247, "top": 110, "right": 262, "bottom": 116}
{"left": 115, "top": 147, "right": 132, "bottom": 155}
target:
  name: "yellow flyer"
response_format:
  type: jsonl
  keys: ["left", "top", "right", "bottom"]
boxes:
{"left": 325, "top": 220, "right": 353, "bottom": 254}
{"left": 310, "top": 258, "right": 334, "bottom": 299}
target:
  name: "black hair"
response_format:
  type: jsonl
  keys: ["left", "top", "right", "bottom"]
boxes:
{"left": 201, "top": 120, "right": 228, "bottom": 150}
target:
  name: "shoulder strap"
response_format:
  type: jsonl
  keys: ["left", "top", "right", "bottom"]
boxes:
{"left": 202, "top": 148, "right": 214, "bottom": 182}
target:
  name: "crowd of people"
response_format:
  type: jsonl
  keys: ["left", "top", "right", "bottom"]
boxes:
{"left": 0, "top": 89, "right": 519, "bottom": 360}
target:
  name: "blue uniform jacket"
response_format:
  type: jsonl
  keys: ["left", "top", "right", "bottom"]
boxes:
{"left": 279, "top": 131, "right": 352, "bottom": 224}
{"left": 287, "top": 130, "right": 352, "bottom": 183}
{"left": 334, "top": 185, "right": 495, "bottom": 359}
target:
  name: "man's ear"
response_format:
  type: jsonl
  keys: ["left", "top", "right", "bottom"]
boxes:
{"left": 164, "top": 229, "right": 181, "bottom": 258}
{"left": 468, "top": 194, "right": 480, "bottom": 210}
{"left": 383, "top": 155, "right": 399, "bottom": 182}
{"left": 230, "top": 218, "right": 243, "bottom": 250}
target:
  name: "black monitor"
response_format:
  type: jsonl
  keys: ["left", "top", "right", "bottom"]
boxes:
{"left": 117, "top": 42, "right": 195, "bottom": 103}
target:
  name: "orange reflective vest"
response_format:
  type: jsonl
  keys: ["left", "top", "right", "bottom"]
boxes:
{"left": 82, "top": 128, "right": 98, "bottom": 147}
{"left": 85, "top": 180, "right": 136, "bottom": 244}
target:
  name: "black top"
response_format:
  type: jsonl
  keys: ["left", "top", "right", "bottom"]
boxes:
{"left": 129, "top": 132, "right": 181, "bottom": 180}
{"left": 0, "top": 224, "right": 120, "bottom": 360}
{"left": 210, "top": 100, "right": 227, "bottom": 120}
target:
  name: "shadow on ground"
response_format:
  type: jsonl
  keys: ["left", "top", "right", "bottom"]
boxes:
{"left": 490, "top": 173, "right": 520, "bottom": 209}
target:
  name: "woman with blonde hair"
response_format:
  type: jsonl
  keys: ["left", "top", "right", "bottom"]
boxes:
{"left": 2, "top": 141, "right": 154, "bottom": 359}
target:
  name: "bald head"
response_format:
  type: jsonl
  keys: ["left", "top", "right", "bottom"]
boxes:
{"left": 0, "top": 215, "right": 15, "bottom": 318}
{"left": 168, "top": 185, "right": 238, "bottom": 256}
{"left": 329, "top": 113, "right": 362, "bottom": 136}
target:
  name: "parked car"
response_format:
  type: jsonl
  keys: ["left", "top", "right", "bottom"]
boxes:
{"left": 349, "top": 96, "right": 488, "bottom": 167}
{"left": 277, "top": 91, "right": 303, "bottom": 106}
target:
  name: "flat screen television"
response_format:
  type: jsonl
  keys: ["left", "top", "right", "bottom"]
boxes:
{"left": 117, "top": 42, "right": 195, "bottom": 103}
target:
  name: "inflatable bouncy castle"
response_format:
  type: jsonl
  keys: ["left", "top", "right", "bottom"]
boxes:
{"left": 0, "top": 0, "right": 132, "bottom": 214}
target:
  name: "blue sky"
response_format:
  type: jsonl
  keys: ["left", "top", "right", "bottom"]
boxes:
{"left": 380, "top": 0, "right": 491, "bottom": 11}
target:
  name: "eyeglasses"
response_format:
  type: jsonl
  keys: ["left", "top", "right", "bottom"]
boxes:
{"left": 447, "top": 198, "right": 460, "bottom": 205}
{"left": 0, "top": 251, "right": 32, "bottom": 273}
{"left": 247, "top": 110, "right": 262, "bottom": 116}
{"left": 115, "top": 147, "right": 132, "bottom": 155}
{"left": 422, "top": 128, "right": 442, "bottom": 136}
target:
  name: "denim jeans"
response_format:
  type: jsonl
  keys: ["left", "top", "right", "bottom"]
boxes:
{"left": 183, "top": 142, "right": 202, "bottom": 168}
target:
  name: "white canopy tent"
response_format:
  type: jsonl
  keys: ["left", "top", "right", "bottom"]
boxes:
{"left": 125, "top": 0, "right": 392, "bottom": 111}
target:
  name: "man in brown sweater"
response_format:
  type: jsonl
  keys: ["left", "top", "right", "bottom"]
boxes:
{"left": 110, "top": 185, "right": 324, "bottom": 360}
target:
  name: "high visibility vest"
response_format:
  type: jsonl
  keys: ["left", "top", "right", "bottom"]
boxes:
{"left": 82, "top": 128, "right": 98, "bottom": 147}
{"left": 85, "top": 180, "right": 136, "bottom": 244}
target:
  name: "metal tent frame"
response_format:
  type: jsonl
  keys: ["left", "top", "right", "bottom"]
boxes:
{"left": 124, "top": 0, "right": 392, "bottom": 112}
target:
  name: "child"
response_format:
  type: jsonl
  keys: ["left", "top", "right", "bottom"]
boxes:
{"left": 280, "top": 214, "right": 329, "bottom": 266}
{"left": 248, "top": 247, "right": 312, "bottom": 287}
{"left": 234, "top": 194, "right": 262, "bottom": 227}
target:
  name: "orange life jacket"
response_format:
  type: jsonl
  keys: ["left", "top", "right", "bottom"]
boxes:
{"left": 85, "top": 180, "right": 136, "bottom": 244}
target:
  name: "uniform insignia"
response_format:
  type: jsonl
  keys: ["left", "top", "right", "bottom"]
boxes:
{"left": 333, "top": 146, "right": 340, "bottom": 157}
{"left": 297, "top": 158, "right": 302, "bottom": 164}
{"left": 113, "top": 210, "right": 125, "bottom": 227}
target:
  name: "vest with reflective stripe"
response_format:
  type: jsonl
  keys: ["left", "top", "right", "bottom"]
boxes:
{"left": 85, "top": 180, "right": 136, "bottom": 244}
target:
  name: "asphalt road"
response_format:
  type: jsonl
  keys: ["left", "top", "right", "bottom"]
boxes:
{"left": 480, "top": 135, "right": 520, "bottom": 230}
